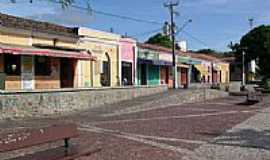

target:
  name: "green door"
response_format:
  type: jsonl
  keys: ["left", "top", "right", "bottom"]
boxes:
{"left": 147, "top": 65, "right": 160, "bottom": 85}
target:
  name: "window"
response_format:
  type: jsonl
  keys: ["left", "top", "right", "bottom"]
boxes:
{"left": 35, "top": 56, "right": 51, "bottom": 76}
{"left": 4, "top": 54, "right": 21, "bottom": 75}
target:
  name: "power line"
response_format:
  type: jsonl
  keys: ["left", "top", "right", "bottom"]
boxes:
{"left": 48, "top": 0, "right": 163, "bottom": 25}
{"left": 4, "top": 0, "right": 212, "bottom": 49}
{"left": 181, "top": 30, "right": 209, "bottom": 47}
{"left": 5, "top": 0, "right": 163, "bottom": 25}
{"left": 131, "top": 28, "right": 162, "bottom": 37}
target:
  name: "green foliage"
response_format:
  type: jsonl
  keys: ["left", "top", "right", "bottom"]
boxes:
{"left": 195, "top": 48, "right": 225, "bottom": 58}
{"left": 196, "top": 48, "right": 216, "bottom": 54}
{"left": 227, "top": 42, "right": 242, "bottom": 60}
{"left": 239, "top": 25, "right": 270, "bottom": 78}
{"left": 146, "top": 33, "right": 172, "bottom": 48}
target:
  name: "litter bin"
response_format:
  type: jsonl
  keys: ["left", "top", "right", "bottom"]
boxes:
{"left": 0, "top": 72, "right": 6, "bottom": 90}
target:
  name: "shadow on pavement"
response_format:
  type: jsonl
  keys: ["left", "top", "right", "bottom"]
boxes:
{"left": 212, "top": 129, "right": 270, "bottom": 150}
{"left": 236, "top": 101, "right": 259, "bottom": 106}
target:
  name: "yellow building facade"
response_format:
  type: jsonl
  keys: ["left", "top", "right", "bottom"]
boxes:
{"left": 0, "top": 31, "right": 84, "bottom": 90}
{"left": 77, "top": 28, "right": 121, "bottom": 87}
{"left": 219, "top": 62, "right": 230, "bottom": 84}
{"left": 0, "top": 13, "right": 93, "bottom": 90}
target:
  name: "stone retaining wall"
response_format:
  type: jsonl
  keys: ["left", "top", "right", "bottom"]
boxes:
{"left": 101, "top": 89, "right": 229, "bottom": 117}
{"left": 0, "top": 85, "right": 168, "bottom": 120}
{"left": 155, "top": 89, "right": 229, "bottom": 109}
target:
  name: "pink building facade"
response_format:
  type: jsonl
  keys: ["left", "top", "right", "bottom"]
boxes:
{"left": 120, "top": 38, "right": 136, "bottom": 85}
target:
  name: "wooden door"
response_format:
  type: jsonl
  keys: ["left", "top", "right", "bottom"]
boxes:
{"left": 212, "top": 71, "right": 218, "bottom": 83}
{"left": 160, "top": 67, "right": 168, "bottom": 85}
{"left": 60, "top": 58, "right": 75, "bottom": 88}
{"left": 181, "top": 68, "right": 188, "bottom": 87}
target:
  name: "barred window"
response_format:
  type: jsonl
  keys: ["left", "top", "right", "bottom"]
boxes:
{"left": 35, "top": 56, "right": 51, "bottom": 76}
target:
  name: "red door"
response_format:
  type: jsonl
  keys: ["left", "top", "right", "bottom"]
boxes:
{"left": 60, "top": 58, "right": 76, "bottom": 88}
{"left": 212, "top": 71, "right": 218, "bottom": 83}
{"left": 181, "top": 68, "right": 188, "bottom": 88}
{"left": 160, "top": 67, "right": 169, "bottom": 85}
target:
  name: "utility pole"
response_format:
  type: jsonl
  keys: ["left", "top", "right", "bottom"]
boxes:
{"left": 248, "top": 18, "right": 256, "bottom": 82}
{"left": 164, "top": 0, "right": 179, "bottom": 89}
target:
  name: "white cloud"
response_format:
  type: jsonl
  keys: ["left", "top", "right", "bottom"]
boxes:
{"left": 29, "top": 7, "right": 95, "bottom": 27}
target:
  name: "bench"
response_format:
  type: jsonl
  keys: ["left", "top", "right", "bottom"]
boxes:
{"left": 0, "top": 124, "right": 78, "bottom": 159}
{"left": 247, "top": 92, "right": 263, "bottom": 103}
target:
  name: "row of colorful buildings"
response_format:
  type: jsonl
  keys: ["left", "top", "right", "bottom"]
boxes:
{"left": 0, "top": 13, "right": 230, "bottom": 91}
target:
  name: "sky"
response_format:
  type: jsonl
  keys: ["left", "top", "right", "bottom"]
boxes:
{"left": 0, "top": 0, "right": 270, "bottom": 51}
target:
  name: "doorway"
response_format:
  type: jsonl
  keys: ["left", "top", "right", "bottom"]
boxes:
{"left": 140, "top": 64, "right": 147, "bottom": 85}
{"left": 101, "top": 53, "right": 111, "bottom": 87}
{"left": 60, "top": 58, "right": 76, "bottom": 88}
{"left": 122, "top": 61, "right": 132, "bottom": 85}
{"left": 219, "top": 71, "right": 222, "bottom": 83}
{"left": 160, "top": 66, "right": 169, "bottom": 85}
{"left": 181, "top": 68, "right": 188, "bottom": 88}
{"left": 212, "top": 70, "right": 218, "bottom": 83}
{"left": 21, "top": 56, "right": 34, "bottom": 90}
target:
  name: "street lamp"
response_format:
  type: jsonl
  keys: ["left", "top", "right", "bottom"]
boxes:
{"left": 176, "top": 19, "right": 192, "bottom": 35}
{"left": 241, "top": 51, "right": 246, "bottom": 90}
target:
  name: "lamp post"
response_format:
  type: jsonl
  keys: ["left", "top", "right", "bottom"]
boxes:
{"left": 242, "top": 51, "right": 246, "bottom": 90}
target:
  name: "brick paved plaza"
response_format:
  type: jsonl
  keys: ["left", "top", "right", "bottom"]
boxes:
{"left": 1, "top": 93, "right": 270, "bottom": 160}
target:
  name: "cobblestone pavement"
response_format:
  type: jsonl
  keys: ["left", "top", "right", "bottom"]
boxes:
{"left": 1, "top": 92, "right": 270, "bottom": 160}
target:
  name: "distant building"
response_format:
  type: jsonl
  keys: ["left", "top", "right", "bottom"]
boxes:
{"left": 177, "top": 41, "right": 188, "bottom": 52}
{"left": 222, "top": 56, "right": 260, "bottom": 84}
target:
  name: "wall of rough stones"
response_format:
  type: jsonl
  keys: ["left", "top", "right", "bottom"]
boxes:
{"left": 0, "top": 86, "right": 168, "bottom": 120}
{"left": 149, "top": 89, "right": 229, "bottom": 109}
{"left": 0, "top": 87, "right": 229, "bottom": 120}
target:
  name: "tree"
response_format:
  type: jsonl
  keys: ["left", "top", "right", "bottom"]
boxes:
{"left": 195, "top": 48, "right": 225, "bottom": 58}
{"left": 196, "top": 49, "right": 216, "bottom": 54}
{"left": 227, "top": 42, "right": 241, "bottom": 59}
{"left": 146, "top": 33, "right": 172, "bottom": 48}
{"left": 239, "top": 25, "right": 270, "bottom": 78}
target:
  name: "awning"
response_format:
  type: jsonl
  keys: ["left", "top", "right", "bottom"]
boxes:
{"left": 0, "top": 43, "right": 96, "bottom": 60}
{"left": 189, "top": 59, "right": 201, "bottom": 65}
{"left": 138, "top": 58, "right": 172, "bottom": 66}
{"left": 153, "top": 60, "right": 172, "bottom": 66}
{"left": 194, "top": 64, "right": 208, "bottom": 75}
{"left": 178, "top": 56, "right": 201, "bottom": 65}
{"left": 138, "top": 58, "right": 153, "bottom": 65}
